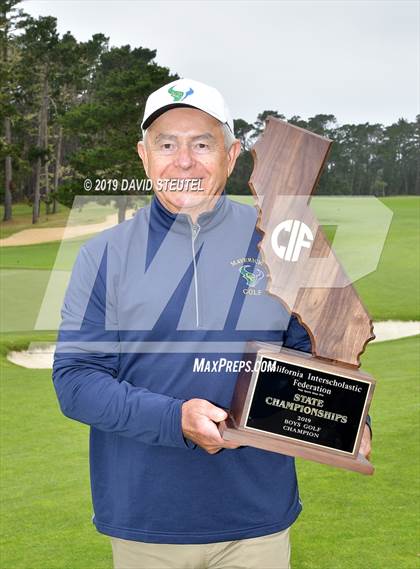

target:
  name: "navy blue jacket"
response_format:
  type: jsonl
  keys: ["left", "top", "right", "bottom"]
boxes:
{"left": 53, "top": 195, "right": 313, "bottom": 544}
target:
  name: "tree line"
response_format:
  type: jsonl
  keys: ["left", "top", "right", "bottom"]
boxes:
{"left": 1, "top": 2, "right": 419, "bottom": 223}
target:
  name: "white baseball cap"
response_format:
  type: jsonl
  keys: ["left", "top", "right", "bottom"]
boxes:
{"left": 141, "top": 78, "right": 234, "bottom": 133}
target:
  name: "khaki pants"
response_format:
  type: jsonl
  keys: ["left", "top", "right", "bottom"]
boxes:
{"left": 110, "top": 528, "right": 291, "bottom": 569}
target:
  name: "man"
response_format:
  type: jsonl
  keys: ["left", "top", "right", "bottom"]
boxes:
{"left": 53, "top": 78, "right": 371, "bottom": 569}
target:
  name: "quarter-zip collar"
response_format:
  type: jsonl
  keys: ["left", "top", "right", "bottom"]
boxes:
{"left": 149, "top": 191, "right": 231, "bottom": 235}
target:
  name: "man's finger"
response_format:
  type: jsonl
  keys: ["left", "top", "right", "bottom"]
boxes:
{"left": 206, "top": 404, "right": 228, "bottom": 423}
{"left": 359, "top": 425, "right": 372, "bottom": 459}
{"left": 205, "top": 446, "right": 222, "bottom": 454}
{"left": 222, "top": 440, "right": 242, "bottom": 449}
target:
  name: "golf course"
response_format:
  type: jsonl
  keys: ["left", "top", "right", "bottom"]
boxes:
{"left": 0, "top": 195, "right": 419, "bottom": 568}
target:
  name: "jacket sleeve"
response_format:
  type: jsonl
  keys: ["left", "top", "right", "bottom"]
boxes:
{"left": 282, "top": 314, "right": 372, "bottom": 435}
{"left": 283, "top": 314, "right": 312, "bottom": 353}
{"left": 52, "top": 244, "right": 193, "bottom": 449}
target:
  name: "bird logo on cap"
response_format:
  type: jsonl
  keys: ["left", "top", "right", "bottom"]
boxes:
{"left": 168, "top": 85, "right": 194, "bottom": 102}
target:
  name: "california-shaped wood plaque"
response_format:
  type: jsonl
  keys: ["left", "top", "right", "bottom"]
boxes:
{"left": 219, "top": 118, "right": 375, "bottom": 475}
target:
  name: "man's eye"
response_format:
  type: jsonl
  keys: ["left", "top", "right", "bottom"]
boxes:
{"left": 195, "top": 142, "right": 209, "bottom": 151}
{"left": 162, "top": 143, "right": 174, "bottom": 150}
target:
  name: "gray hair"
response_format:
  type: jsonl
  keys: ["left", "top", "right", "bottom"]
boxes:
{"left": 142, "top": 121, "right": 237, "bottom": 151}
{"left": 221, "top": 123, "right": 236, "bottom": 150}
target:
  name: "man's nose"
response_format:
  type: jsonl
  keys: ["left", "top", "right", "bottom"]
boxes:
{"left": 174, "top": 145, "right": 194, "bottom": 169}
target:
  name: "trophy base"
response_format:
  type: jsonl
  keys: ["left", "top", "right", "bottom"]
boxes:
{"left": 219, "top": 416, "right": 374, "bottom": 475}
{"left": 219, "top": 342, "right": 375, "bottom": 475}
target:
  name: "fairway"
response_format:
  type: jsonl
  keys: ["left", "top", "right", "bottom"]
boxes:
{"left": 354, "top": 197, "right": 419, "bottom": 320}
{"left": 0, "top": 236, "right": 92, "bottom": 271}
{"left": 230, "top": 196, "right": 420, "bottom": 321}
{"left": 0, "top": 195, "right": 419, "bottom": 569}
{"left": 0, "top": 333, "right": 418, "bottom": 569}
{"left": 0, "top": 197, "right": 419, "bottom": 326}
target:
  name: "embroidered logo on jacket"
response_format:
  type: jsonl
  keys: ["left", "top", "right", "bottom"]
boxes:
{"left": 239, "top": 265, "right": 264, "bottom": 288}
{"left": 230, "top": 257, "right": 265, "bottom": 296}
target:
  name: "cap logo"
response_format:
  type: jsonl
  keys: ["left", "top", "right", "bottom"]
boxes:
{"left": 168, "top": 85, "right": 194, "bottom": 102}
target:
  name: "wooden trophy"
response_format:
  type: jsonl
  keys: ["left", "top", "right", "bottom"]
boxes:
{"left": 219, "top": 118, "right": 375, "bottom": 475}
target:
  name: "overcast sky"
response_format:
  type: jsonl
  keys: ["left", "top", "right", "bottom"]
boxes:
{"left": 21, "top": 0, "right": 419, "bottom": 126}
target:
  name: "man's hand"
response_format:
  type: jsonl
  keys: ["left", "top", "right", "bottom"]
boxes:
{"left": 181, "top": 399, "right": 241, "bottom": 454}
{"left": 359, "top": 424, "right": 372, "bottom": 460}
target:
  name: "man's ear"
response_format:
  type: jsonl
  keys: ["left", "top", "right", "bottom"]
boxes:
{"left": 137, "top": 141, "right": 149, "bottom": 176}
{"left": 227, "top": 139, "right": 242, "bottom": 178}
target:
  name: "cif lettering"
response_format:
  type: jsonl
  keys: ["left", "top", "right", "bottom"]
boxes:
{"left": 271, "top": 219, "right": 314, "bottom": 262}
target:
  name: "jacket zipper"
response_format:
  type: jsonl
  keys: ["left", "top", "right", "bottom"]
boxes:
{"left": 189, "top": 221, "right": 201, "bottom": 327}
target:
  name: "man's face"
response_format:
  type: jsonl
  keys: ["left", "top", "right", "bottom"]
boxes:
{"left": 137, "top": 107, "right": 240, "bottom": 214}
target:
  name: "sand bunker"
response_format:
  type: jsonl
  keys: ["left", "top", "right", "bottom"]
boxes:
{"left": 7, "top": 343, "right": 56, "bottom": 369}
{"left": 6, "top": 321, "right": 419, "bottom": 369}
{"left": 371, "top": 320, "right": 420, "bottom": 343}
{"left": 0, "top": 210, "right": 136, "bottom": 247}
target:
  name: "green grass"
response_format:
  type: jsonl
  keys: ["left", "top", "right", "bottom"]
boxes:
{"left": 230, "top": 195, "right": 420, "bottom": 321}
{"left": 0, "top": 196, "right": 418, "bottom": 333}
{"left": 0, "top": 201, "right": 117, "bottom": 239}
{"left": 0, "top": 236, "right": 91, "bottom": 271}
{"left": 1, "top": 194, "right": 418, "bottom": 568}
{"left": 0, "top": 332, "right": 111, "bottom": 569}
{"left": 354, "top": 197, "right": 420, "bottom": 320}
{"left": 0, "top": 333, "right": 418, "bottom": 568}
{"left": 293, "top": 334, "right": 420, "bottom": 569}
{"left": 0, "top": 270, "right": 53, "bottom": 332}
